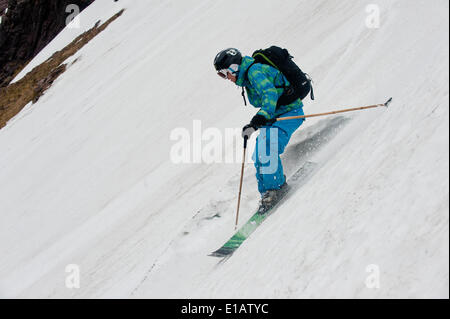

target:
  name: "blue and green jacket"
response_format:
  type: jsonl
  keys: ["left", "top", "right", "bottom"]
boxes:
{"left": 235, "top": 56, "right": 304, "bottom": 120}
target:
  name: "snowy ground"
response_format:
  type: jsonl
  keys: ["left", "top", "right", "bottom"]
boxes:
{"left": 0, "top": 0, "right": 448, "bottom": 298}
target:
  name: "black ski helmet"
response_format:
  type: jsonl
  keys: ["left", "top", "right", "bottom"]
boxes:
{"left": 214, "top": 48, "right": 242, "bottom": 71}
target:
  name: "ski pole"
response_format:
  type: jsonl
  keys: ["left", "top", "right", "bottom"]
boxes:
{"left": 235, "top": 136, "right": 248, "bottom": 230}
{"left": 276, "top": 98, "right": 392, "bottom": 122}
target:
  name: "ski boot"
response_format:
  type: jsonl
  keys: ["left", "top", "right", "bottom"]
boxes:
{"left": 258, "top": 181, "right": 289, "bottom": 214}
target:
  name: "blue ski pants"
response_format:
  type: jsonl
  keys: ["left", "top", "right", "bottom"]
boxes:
{"left": 252, "top": 108, "right": 305, "bottom": 194}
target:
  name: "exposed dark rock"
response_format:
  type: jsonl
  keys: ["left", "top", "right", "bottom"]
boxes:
{"left": 0, "top": 0, "right": 8, "bottom": 14}
{"left": 0, "top": 9, "right": 124, "bottom": 129}
{"left": 0, "top": 0, "right": 94, "bottom": 88}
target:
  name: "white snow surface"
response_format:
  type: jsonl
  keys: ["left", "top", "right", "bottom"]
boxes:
{"left": 0, "top": 0, "right": 448, "bottom": 298}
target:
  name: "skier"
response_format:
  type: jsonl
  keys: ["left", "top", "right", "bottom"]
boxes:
{"left": 214, "top": 48, "right": 305, "bottom": 211}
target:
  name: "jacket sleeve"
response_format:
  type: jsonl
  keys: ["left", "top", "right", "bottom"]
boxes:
{"left": 247, "top": 65, "right": 279, "bottom": 120}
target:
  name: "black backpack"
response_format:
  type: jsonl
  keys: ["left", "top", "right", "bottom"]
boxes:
{"left": 245, "top": 46, "right": 314, "bottom": 108}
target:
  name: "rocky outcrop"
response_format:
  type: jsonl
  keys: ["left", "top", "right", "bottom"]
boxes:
{"left": 0, "top": 0, "right": 8, "bottom": 14}
{"left": 0, "top": 9, "right": 124, "bottom": 129}
{"left": 0, "top": 0, "right": 94, "bottom": 88}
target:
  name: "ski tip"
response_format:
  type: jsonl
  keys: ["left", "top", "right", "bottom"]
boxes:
{"left": 209, "top": 252, "right": 230, "bottom": 258}
{"left": 384, "top": 97, "right": 393, "bottom": 107}
{"left": 209, "top": 248, "right": 235, "bottom": 258}
{"left": 209, "top": 252, "right": 232, "bottom": 258}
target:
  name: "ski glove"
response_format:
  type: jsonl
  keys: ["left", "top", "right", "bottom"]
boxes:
{"left": 241, "top": 114, "right": 276, "bottom": 140}
{"left": 250, "top": 114, "right": 271, "bottom": 128}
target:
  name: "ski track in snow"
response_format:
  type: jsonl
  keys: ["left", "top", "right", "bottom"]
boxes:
{"left": 0, "top": 0, "right": 448, "bottom": 298}
{"left": 130, "top": 115, "right": 351, "bottom": 295}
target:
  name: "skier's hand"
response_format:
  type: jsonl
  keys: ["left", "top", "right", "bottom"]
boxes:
{"left": 250, "top": 114, "right": 270, "bottom": 127}
{"left": 250, "top": 114, "right": 277, "bottom": 127}
{"left": 242, "top": 114, "right": 277, "bottom": 140}
{"left": 242, "top": 124, "right": 257, "bottom": 140}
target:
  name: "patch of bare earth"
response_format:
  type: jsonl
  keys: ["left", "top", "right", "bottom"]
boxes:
{"left": 0, "top": 9, "right": 124, "bottom": 129}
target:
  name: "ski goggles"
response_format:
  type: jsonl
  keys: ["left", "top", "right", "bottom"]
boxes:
{"left": 217, "top": 64, "right": 239, "bottom": 79}
{"left": 217, "top": 69, "right": 229, "bottom": 79}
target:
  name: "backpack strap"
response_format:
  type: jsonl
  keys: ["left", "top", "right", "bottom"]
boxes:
{"left": 240, "top": 62, "right": 256, "bottom": 106}
{"left": 241, "top": 87, "right": 247, "bottom": 106}
{"left": 305, "top": 73, "right": 315, "bottom": 101}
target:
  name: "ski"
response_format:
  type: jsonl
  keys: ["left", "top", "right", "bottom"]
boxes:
{"left": 209, "top": 161, "right": 318, "bottom": 258}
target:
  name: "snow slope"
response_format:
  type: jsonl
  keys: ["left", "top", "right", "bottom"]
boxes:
{"left": 0, "top": 0, "right": 448, "bottom": 298}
